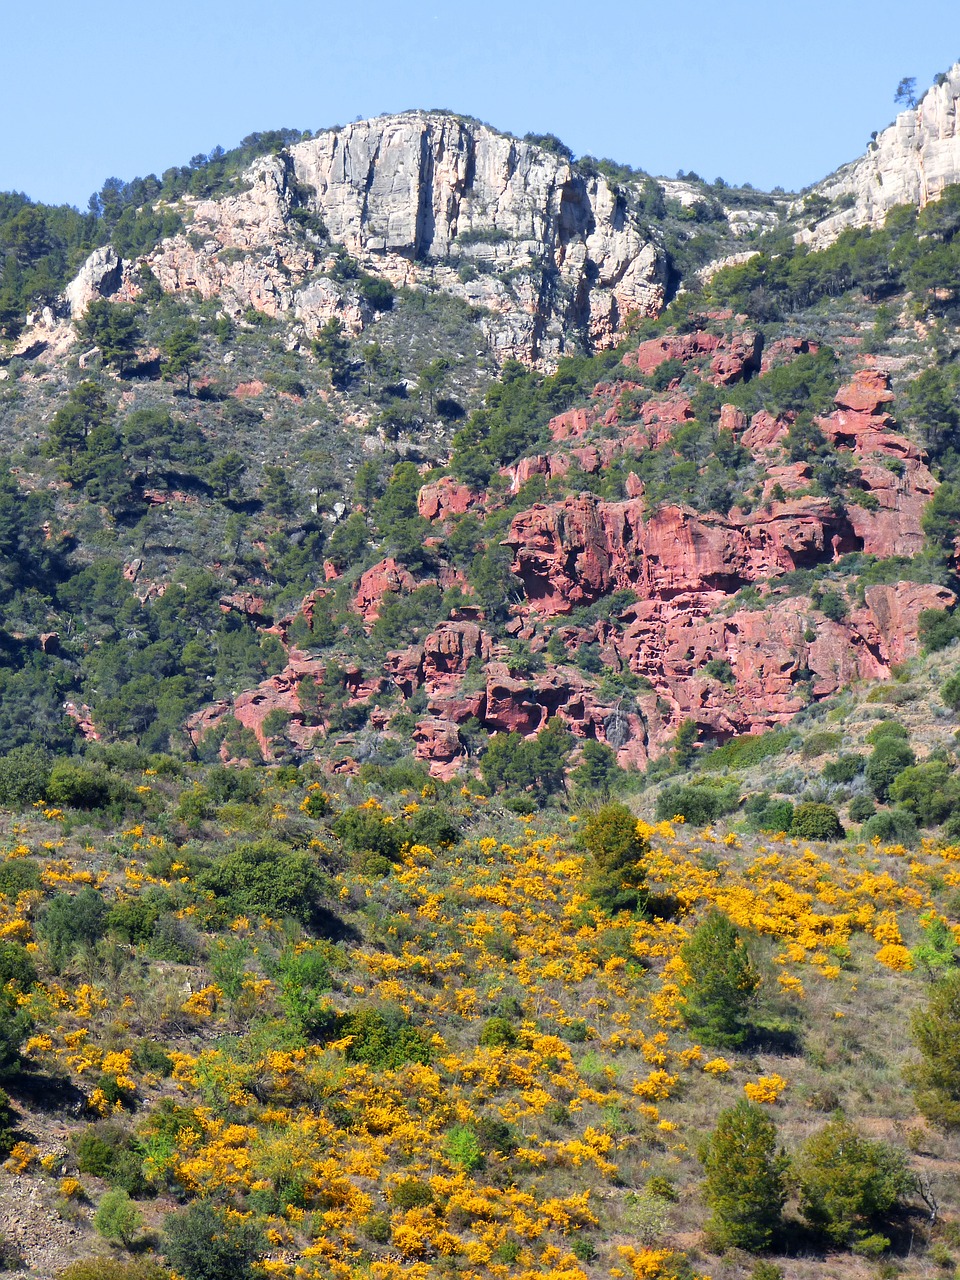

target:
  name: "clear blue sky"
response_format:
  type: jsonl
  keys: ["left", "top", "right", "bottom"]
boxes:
{"left": 4, "top": 0, "right": 960, "bottom": 207}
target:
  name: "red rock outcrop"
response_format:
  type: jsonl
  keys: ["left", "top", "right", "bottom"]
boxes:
{"left": 353, "top": 558, "right": 417, "bottom": 624}
{"left": 417, "top": 477, "right": 476, "bottom": 522}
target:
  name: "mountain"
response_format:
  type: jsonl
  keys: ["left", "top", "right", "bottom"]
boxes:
{"left": 2, "top": 65, "right": 960, "bottom": 1280}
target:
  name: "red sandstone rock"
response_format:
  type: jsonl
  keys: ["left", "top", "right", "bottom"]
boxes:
{"left": 353, "top": 558, "right": 417, "bottom": 623}
{"left": 413, "top": 717, "right": 466, "bottom": 779}
{"left": 417, "top": 476, "right": 475, "bottom": 521}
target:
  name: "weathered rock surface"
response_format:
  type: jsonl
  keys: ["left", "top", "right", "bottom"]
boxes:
{"left": 804, "top": 63, "right": 960, "bottom": 248}
{"left": 64, "top": 114, "right": 668, "bottom": 364}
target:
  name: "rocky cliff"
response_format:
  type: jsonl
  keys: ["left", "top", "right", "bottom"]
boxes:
{"left": 67, "top": 114, "right": 668, "bottom": 364}
{"left": 803, "top": 62, "right": 960, "bottom": 247}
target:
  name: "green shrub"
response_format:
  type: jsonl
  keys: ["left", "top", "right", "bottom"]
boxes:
{"left": 865, "top": 720, "right": 909, "bottom": 745}
{"left": 890, "top": 761, "right": 960, "bottom": 825}
{"left": 700, "top": 730, "right": 792, "bottom": 771}
{"left": 46, "top": 761, "right": 111, "bottom": 810}
{"left": 866, "top": 739, "right": 916, "bottom": 801}
{"left": 861, "top": 808, "right": 919, "bottom": 847}
{"left": 197, "top": 839, "right": 326, "bottom": 924}
{"left": 164, "top": 1201, "right": 264, "bottom": 1280}
{"left": 699, "top": 1100, "right": 788, "bottom": 1251}
{"left": 942, "top": 671, "right": 960, "bottom": 711}
{"left": 656, "top": 782, "right": 738, "bottom": 825}
{"left": 794, "top": 1113, "right": 911, "bottom": 1248}
{"left": 919, "top": 608, "right": 960, "bottom": 653}
{"left": 802, "top": 731, "right": 841, "bottom": 759}
{"left": 790, "top": 803, "right": 844, "bottom": 840}
{"left": 822, "top": 754, "right": 864, "bottom": 784}
{"left": 0, "top": 859, "right": 41, "bottom": 896}
{"left": 332, "top": 807, "right": 404, "bottom": 861}
{"left": 444, "top": 1125, "right": 484, "bottom": 1171}
{"left": 908, "top": 971, "right": 960, "bottom": 1130}
{"left": 680, "top": 911, "right": 759, "bottom": 1048}
{"left": 338, "top": 1007, "right": 433, "bottom": 1070}
{"left": 583, "top": 802, "right": 650, "bottom": 913}
{"left": 751, "top": 799, "right": 795, "bottom": 832}
{"left": 0, "top": 940, "right": 37, "bottom": 990}
{"left": 0, "top": 746, "right": 50, "bottom": 807}
{"left": 38, "top": 887, "right": 108, "bottom": 968}
{"left": 848, "top": 795, "right": 876, "bottom": 822}
{"left": 479, "top": 1017, "right": 518, "bottom": 1047}
{"left": 94, "top": 1188, "right": 143, "bottom": 1246}
{"left": 388, "top": 1179, "right": 434, "bottom": 1209}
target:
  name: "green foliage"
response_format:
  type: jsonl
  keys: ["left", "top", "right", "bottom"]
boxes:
{"left": 890, "top": 761, "right": 960, "bottom": 825}
{"left": 163, "top": 1200, "right": 265, "bottom": 1280}
{"left": 332, "top": 807, "right": 404, "bottom": 861}
{"left": 911, "top": 913, "right": 959, "bottom": 979}
{"left": 57, "top": 1262, "right": 171, "bottom": 1280}
{"left": 942, "top": 671, "right": 960, "bottom": 711}
{"left": 479, "top": 1017, "right": 518, "bottom": 1047}
{"left": 39, "top": 887, "right": 108, "bottom": 968}
{"left": 0, "top": 990, "right": 29, "bottom": 1078}
{"left": 794, "top": 1113, "right": 911, "bottom": 1247}
{"left": 656, "top": 782, "right": 739, "bottom": 825}
{"left": 161, "top": 323, "right": 202, "bottom": 394}
{"left": 198, "top": 840, "right": 326, "bottom": 925}
{"left": 94, "top": 1188, "right": 143, "bottom": 1246}
{"left": 866, "top": 738, "right": 916, "bottom": 801}
{"left": 46, "top": 761, "right": 111, "bottom": 810}
{"left": 822, "top": 754, "right": 864, "bottom": 784}
{"left": 78, "top": 300, "right": 141, "bottom": 374}
{"left": 570, "top": 740, "right": 627, "bottom": 800}
{"left": 0, "top": 941, "right": 37, "bottom": 991}
{"left": 861, "top": 807, "right": 919, "bottom": 846}
{"left": 700, "top": 730, "right": 793, "bottom": 771}
{"left": 0, "top": 745, "right": 50, "bottom": 807}
{"left": 480, "top": 718, "right": 573, "bottom": 803}
{"left": 908, "top": 971, "right": 960, "bottom": 1129}
{"left": 919, "top": 606, "right": 960, "bottom": 651}
{"left": 444, "top": 1124, "right": 484, "bottom": 1171}
{"left": 789, "top": 803, "right": 844, "bottom": 840}
{"left": 865, "top": 719, "right": 909, "bottom": 745}
{"left": 680, "top": 911, "right": 759, "bottom": 1048}
{"left": 338, "top": 1007, "right": 433, "bottom": 1070}
{"left": 699, "top": 1100, "right": 787, "bottom": 1251}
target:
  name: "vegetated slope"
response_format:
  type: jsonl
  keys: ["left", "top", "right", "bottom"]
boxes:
{"left": 0, "top": 749, "right": 957, "bottom": 1280}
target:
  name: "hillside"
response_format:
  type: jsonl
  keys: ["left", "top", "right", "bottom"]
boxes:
{"left": 2, "top": 63, "right": 960, "bottom": 1280}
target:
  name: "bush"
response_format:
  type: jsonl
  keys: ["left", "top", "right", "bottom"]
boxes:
{"left": 389, "top": 1179, "right": 434, "bottom": 1209}
{"left": 699, "top": 1100, "right": 788, "bottom": 1251}
{"left": 74, "top": 1123, "right": 147, "bottom": 1196}
{"left": 848, "top": 795, "right": 876, "bottom": 822}
{"left": 751, "top": 798, "right": 795, "bottom": 832}
{"left": 338, "top": 1007, "right": 433, "bottom": 1070}
{"left": 680, "top": 911, "right": 759, "bottom": 1048}
{"left": 164, "top": 1201, "right": 264, "bottom": 1280}
{"left": 583, "top": 802, "right": 650, "bottom": 913}
{"left": 866, "top": 739, "right": 916, "bottom": 801}
{"left": 794, "top": 1113, "right": 911, "bottom": 1247}
{"left": 45, "top": 761, "right": 111, "bottom": 810}
{"left": 919, "top": 607, "right": 960, "bottom": 653}
{"left": 861, "top": 808, "right": 919, "bottom": 847}
{"left": 656, "top": 782, "right": 738, "bottom": 825}
{"left": 865, "top": 720, "right": 909, "bottom": 745}
{"left": 0, "top": 941, "right": 37, "bottom": 991}
{"left": 700, "top": 730, "right": 792, "bottom": 771}
{"left": 908, "top": 971, "right": 960, "bottom": 1129}
{"left": 444, "top": 1125, "right": 484, "bottom": 1171}
{"left": 479, "top": 1017, "right": 518, "bottom": 1047}
{"left": 822, "top": 754, "right": 864, "bottom": 784}
{"left": 332, "top": 807, "right": 404, "bottom": 861}
{"left": 38, "top": 887, "right": 108, "bottom": 968}
{"left": 943, "top": 671, "right": 960, "bottom": 711}
{"left": 890, "top": 761, "right": 960, "bottom": 825}
{"left": 197, "top": 840, "right": 326, "bottom": 924}
{"left": 790, "top": 803, "right": 844, "bottom": 840}
{"left": 0, "top": 745, "right": 50, "bottom": 807}
{"left": 94, "top": 1188, "right": 143, "bottom": 1246}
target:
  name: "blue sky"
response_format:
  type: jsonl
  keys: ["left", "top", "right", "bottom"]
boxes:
{"left": 4, "top": 0, "right": 960, "bottom": 207}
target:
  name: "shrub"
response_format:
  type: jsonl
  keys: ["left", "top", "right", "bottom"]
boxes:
{"left": 751, "top": 799, "right": 795, "bottom": 832}
{"left": 479, "top": 1017, "right": 518, "bottom": 1047}
{"left": 699, "top": 1100, "right": 788, "bottom": 1251}
{"left": 680, "top": 911, "right": 759, "bottom": 1048}
{"left": 908, "top": 971, "right": 960, "bottom": 1129}
{"left": 38, "top": 887, "right": 108, "bottom": 968}
{"left": 0, "top": 941, "right": 37, "bottom": 991}
{"left": 339, "top": 1007, "right": 433, "bottom": 1070}
{"left": 866, "top": 739, "right": 916, "bottom": 801}
{"left": 848, "top": 795, "right": 876, "bottom": 822}
{"left": 0, "top": 745, "right": 50, "bottom": 807}
{"left": 389, "top": 1179, "right": 434, "bottom": 1209}
{"left": 861, "top": 808, "right": 919, "bottom": 847}
{"left": 94, "top": 1188, "right": 143, "bottom": 1246}
{"left": 583, "top": 802, "right": 650, "bottom": 913}
{"left": 332, "top": 807, "right": 404, "bottom": 861}
{"left": 444, "top": 1125, "right": 484, "bottom": 1171}
{"left": 822, "top": 754, "right": 864, "bottom": 784}
{"left": 794, "top": 1113, "right": 912, "bottom": 1248}
{"left": 700, "top": 730, "right": 792, "bottom": 771}
{"left": 919, "top": 607, "right": 960, "bottom": 653}
{"left": 0, "top": 1089, "right": 17, "bottom": 1157}
{"left": 656, "top": 782, "right": 738, "bottom": 825}
{"left": 45, "top": 761, "right": 111, "bottom": 810}
{"left": 790, "top": 803, "right": 844, "bottom": 840}
{"left": 164, "top": 1201, "right": 264, "bottom": 1280}
{"left": 943, "top": 671, "right": 960, "bottom": 711}
{"left": 802, "top": 731, "right": 842, "bottom": 759}
{"left": 890, "top": 761, "right": 960, "bottom": 825}
{"left": 197, "top": 840, "right": 326, "bottom": 924}
{"left": 865, "top": 719, "right": 909, "bottom": 745}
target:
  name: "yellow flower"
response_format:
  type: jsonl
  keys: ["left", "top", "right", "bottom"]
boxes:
{"left": 743, "top": 1074, "right": 788, "bottom": 1104}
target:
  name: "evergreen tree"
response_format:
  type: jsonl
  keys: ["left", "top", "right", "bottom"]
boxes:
{"left": 78, "top": 300, "right": 141, "bottom": 374}
{"left": 907, "top": 970, "right": 960, "bottom": 1129}
{"left": 161, "top": 322, "right": 202, "bottom": 395}
{"left": 699, "top": 1100, "right": 787, "bottom": 1251}
{"left": 680, "top": 911, "right": 760, "bottom": 1047}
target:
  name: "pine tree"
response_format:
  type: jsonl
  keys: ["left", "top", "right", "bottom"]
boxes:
{"left": 162, "top": 322, "right": 202, "bottom": 395}
{"left": 907, "top": 970, "right": 960, "bottom": 1129}
{"left": 700, "top": 1100, "right": 787, "bottom": 1251}
{"left": 680, "top": 910, "right": 760, "bottom": 1047}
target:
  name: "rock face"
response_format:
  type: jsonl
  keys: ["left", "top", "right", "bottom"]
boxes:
{"left": 804, "top": 63, "right": 960, "bottom": 248}
{"left": 65, "top": 114, "right": 667, "bottom": 364}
